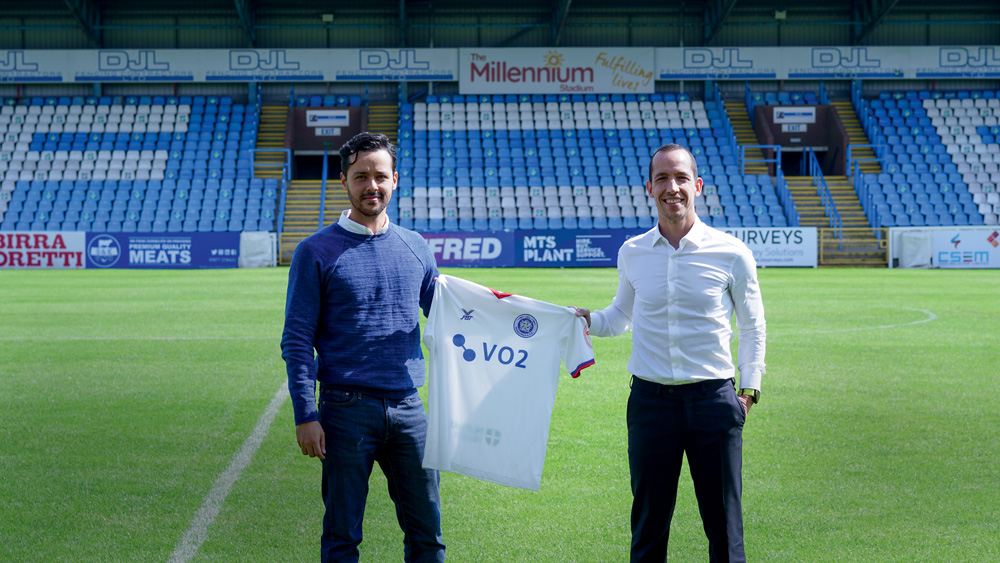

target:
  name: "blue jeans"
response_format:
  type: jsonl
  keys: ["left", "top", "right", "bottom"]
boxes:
{"left": 318, "top": 386, "right": 445, "bottom": 563}
{"left": 627, "top": 377, "right": 746, "bottom": 563}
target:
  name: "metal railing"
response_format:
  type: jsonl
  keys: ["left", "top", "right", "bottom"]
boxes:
{"left": 818, "top": 81, "right": 831, "bottom": 105}
{"left": 846, "top": 143, "right": 887, "bottom": 176}
{"left": 713, "top": 81, "right": 738, "bottom": 160}
{"left": 852, "top": 160, "right": 876, "bottom": 216}
{"left": 318, "top": 150, "right": 329, "bottom": 230}
{"left": 739, "top": 144, "right": 782, "bottom": 176}
{"left": 852, "top": 159, "right": 901, "bottom": 242}
{"left": 250, "top": 148, "right": 291, "bottom": 234}
{"left": 744, "top": 82, "right": 759, "bottom": 127}
{"left": 804, "top": 147, "right": 843, "bottom": 243}
{"left": 846, "top": 145, "right": 887, "bottom": 238}
{"left": 774, "top": 168, "right": 800, "bottom": 226}
{"left": 850, "top": 79, "right": 862, "bottom": 113}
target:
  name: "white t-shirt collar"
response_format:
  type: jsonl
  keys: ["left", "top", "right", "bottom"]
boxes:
{"left": 338, "top": 209, "right": 390, "bottom": 236}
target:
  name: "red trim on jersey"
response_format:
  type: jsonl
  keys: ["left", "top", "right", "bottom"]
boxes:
{"left": 570, "top": 359, "right": 595, "bottom": 378}
{"left": 489, "top": 288, "right": 513, "bottom": 299}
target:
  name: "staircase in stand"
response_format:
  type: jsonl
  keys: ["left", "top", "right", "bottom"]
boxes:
{"left": 785, "top": 176, "right": 828, "bottom": 228}
{"left": 277, "top": 179, "right": 351, "bottom": 266}
{"left": 254, "top": 105, "right": 288, "bottom": 179}
{"left": 278, "top": 180, "right": 320, "bottom": 265}
{"left": 829, "top": 100, "right": 886, "bottom": 265}
{"left": 367, "top": 104, "right": 399, "bottom": 144}
{"left": 723, "top": 99, "right": 768, "bottom": 175}
{"left": 786, "top": 175, "right": 887, "bottom": 267}
{"left": 832, "top": 100, "right": 882, "bottom": 177}
{"left": 821, "top": 175, "right": 887, "bottom": 266}
{"left": 254, "top": 105, "right": 288, "bottom": 236}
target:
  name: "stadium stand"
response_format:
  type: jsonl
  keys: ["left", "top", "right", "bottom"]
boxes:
{"left": 0, "top": 95, "right": 276, "bottom": 233}
{"left": 392, "top": 93, "right": 795, "bottom": 232}
{"left": 856, "top": 90, "right": 1000, "bottom": 228}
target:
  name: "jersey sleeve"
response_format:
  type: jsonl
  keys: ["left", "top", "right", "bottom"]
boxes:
{"left": 561, "top": 312, "right": 596, "bottom": 378}
{"left": 421, "top": 274, "right": 447, "bottom": 353}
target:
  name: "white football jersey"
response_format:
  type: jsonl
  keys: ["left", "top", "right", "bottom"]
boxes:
{"left": 422, "top": 274, "right": 595, "bottom": 491}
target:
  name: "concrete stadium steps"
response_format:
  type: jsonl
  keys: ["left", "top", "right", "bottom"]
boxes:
{"left": 322, "top": 183, "right": 350, "bottom": 228}
{"left": 278, "top": 179, "right": 320, "bottom": 265}
{"left": 723, "top": 99, "right": 768, "bottom": 175}
{"left": 832, "top": 100, "right": 881, "bottom": 176}
{"left": 786, "top": 174, "right": 887, "bottom": 266}
{"left": 276, "top": 179, "right": 351, "bottom": 265}
{"left": 825, "top": 175, "right": 870, "bottom": 229}
{"left": 822, "top": 176, "right": 886, "bottom": 265}
{"left": 784, "top": 175, "right": 829, "bottom": 228}
{"left": 784, "top": 175, "right": 869, "bottom": 228}
{"left": 279, "top": 231, "right": 308, "bottom": 266}
{"left": 367, "top": 105, "right": 399, "bottom": 144}
{"left": 818, "top": 227, "right": 888, "bottom": 267}
{"left": 282, "top": 180, "right": 322, "bottom": 232}
{"left": 254, "top": 105, "right": 288, "bottom": 179}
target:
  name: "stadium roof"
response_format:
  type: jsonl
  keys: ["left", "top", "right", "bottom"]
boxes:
{"left": 2, "top": 0, "right": 998, "bottom": 48}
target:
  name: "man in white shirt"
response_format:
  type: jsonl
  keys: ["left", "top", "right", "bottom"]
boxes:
{"left": 574, "top": 144, "right": 766, "bottom": 563}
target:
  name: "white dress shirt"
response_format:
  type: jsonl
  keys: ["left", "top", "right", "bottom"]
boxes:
{"left": 590, "top": 219, "right": 766, "bottom": 391}
{"left": 338, "top": 209, "right": 390, "bottom": 235}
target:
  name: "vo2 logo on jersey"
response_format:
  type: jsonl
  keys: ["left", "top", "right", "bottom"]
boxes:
{"left": 452, "top": 334, "right": 528, "bottom": 369}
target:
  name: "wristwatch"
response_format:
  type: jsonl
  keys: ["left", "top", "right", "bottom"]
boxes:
{"left": 738, "top": 388, "right": 760, "bottom": 404}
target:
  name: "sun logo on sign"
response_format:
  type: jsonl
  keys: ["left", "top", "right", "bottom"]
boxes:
{"left": 543, "top": 50, "right": 564, "bottom": 68}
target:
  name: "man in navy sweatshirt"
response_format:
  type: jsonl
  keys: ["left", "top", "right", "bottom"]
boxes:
{"left": 281, "top": 132, "right": 444, "bottom": 562}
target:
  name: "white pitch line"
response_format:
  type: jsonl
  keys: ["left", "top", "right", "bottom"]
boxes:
{"left": 771, "top": 307, "right": 938, "bottom": 335}
{"left": 168, "top": 382, "right": 287, "bottom": 563}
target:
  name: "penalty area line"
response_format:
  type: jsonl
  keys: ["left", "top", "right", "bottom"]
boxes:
{"left": 168, "top": 382, "right": 287, "bottom": 563}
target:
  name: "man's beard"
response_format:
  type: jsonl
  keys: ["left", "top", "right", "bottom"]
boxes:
{"left": 351, "top": 191, "right": 386, "bottom": 216}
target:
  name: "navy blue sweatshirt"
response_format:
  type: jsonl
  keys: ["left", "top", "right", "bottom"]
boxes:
{"left": 281, "top": 222, "right": 438, "bottom": 425}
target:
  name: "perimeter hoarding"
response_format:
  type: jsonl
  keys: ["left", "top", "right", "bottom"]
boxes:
{"left": 2, "top": 228, "right": 815, "bottom": 269}
{"left": 423, "top": 232, "right": 514, "bottom": 268}
{"left": 84, "top": 232, "right": 240, "bottom": 269}
{"left": 421, "top": 227, "right": 818, "bottom": 268}
{"left": 722, "top": 227, "right": 818, "bottom": 267}
{"left": 932, "top": 228, "right": 1000, "bottom": 269}
{"left": 0, "top": 231, "right": 85, "bottom": 269}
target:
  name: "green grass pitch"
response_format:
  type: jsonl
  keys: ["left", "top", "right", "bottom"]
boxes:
{"left": 1, "top": 267, "right": 998, "bottom": 562}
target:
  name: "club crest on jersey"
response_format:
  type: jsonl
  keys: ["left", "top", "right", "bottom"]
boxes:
{"left": 513, "top": 314, "right": 538, "bottom": 338}
{"left": 460, "top": 308, "right": 475, "bottom": 321}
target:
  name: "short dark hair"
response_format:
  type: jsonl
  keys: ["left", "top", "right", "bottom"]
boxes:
{"left": 648, "top": 143, "right": 699, "bottom": 183}
{"left": 340, "top": 132, "right": 397, "bottom": 175}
